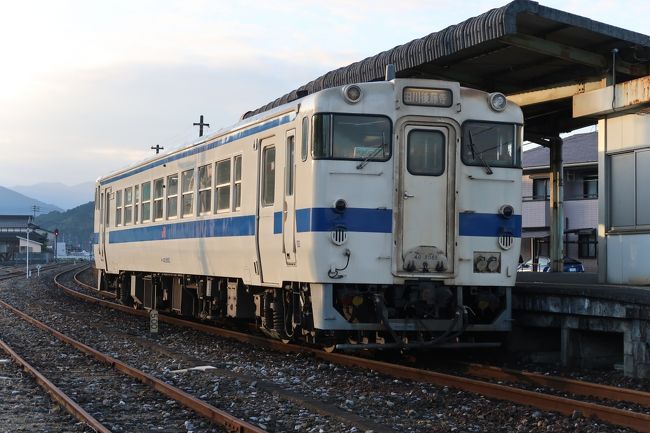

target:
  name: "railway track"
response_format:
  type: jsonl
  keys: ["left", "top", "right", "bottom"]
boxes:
{"left": 0, "top": 268, "right": 264, "bottom": 433}
{"left": 66, "top": 265, "right": 650, "bottom": 432}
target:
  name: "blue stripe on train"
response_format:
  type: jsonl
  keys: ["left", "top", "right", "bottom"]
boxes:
{"left": 295, "top": 207, "right": 392, "bottom": 233}
{"left": 108, "top": 215, "right": 256, "bottom": 243}
{"left": 458, "top": 212, "right": 521, "bottom": 237}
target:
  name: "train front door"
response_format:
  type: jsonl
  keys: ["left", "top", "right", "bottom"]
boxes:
{"left": 397, "top": 122, "right": 454, "bottom": 275}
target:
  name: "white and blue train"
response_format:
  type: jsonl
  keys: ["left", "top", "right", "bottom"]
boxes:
{"left": 94, "top": 77, "right": 523, "bottom": 350}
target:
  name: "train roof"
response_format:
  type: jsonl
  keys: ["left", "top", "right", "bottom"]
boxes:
{"left": 97, "top": 99, "right": 303, "bottom": 184}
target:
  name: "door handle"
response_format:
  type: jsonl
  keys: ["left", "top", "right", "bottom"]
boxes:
{"left": 403, "top": 192, "right": 415, "bottom": 199}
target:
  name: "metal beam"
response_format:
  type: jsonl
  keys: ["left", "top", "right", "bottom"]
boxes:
{"left": 508, "top": 80, "right": 604, "bottom": 106}
{"left": 501, "top": 34, "right": 648, "bottom": 77}
{"left": 549, "top": 138, "right": 565, "bottom": 273}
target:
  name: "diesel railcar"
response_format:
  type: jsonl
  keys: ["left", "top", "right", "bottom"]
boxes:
{"left": 94, "top": 78, "right": 523, "bottom": 350}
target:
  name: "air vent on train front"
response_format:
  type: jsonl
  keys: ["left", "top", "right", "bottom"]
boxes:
{"left": 330, "top": 226, "right": 348, "bottom": 246}
{"left": 498, "top": 232, "right": 514, "bottom": 250}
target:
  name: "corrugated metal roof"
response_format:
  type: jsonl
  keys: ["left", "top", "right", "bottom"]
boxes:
{"left": 244, "top": 0, "right": 650, "bottom": 136}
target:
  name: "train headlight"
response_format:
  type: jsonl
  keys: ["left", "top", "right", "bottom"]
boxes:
{"left": 474, "top": 252, "right": 501, "bottom": 273}
{"left": 487, "top": 92, "right": 507, "bottom": 112}
{"left": 498, "top": 204, "right": 514, "bottom": 219}
{"left": 333, "top": 198, "right": 347, "bottom": 213}
{"left": 474, "top": 255, "right": 488, "bottom": 273}
{"left": 342, "top": 85, "right": 362, "bottom": 104}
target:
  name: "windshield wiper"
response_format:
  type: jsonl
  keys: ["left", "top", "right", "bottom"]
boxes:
{"left": 356, "top": 132, "right": 386, "bottom": 169}
{"left": 468, "top": 130, "right": 493, "bottom": 175}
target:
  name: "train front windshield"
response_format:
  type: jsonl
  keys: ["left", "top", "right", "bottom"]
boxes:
{"left": 461, "top": 122, "right": 521, "bottom": 169}
{"left": 312, "top": 114, "right": 392, "bottom": 161}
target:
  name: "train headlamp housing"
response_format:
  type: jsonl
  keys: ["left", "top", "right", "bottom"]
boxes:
{"left": 487, "top": 92, "right": 507, "bottom": 112}
{"left": 498, "top": 204, "right": 514, "bottom": 219}
{"left": 474, "top": 252, "right": 501, "bottom": 273}
{"left": 342, "top": 85, "right": 362, "bottom": 104}
{"left": 334, "top": 198, "right": 347, "bottom": 213}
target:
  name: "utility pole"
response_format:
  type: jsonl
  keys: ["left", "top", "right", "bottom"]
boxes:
{"left": 151, "top": 144, "right": 164, "bottom": 154}
{"left": 31, "top": 205, "right": 40, "bottom": 218}
{"left": 193, "top": 115, "right": 210, "bottom": 137}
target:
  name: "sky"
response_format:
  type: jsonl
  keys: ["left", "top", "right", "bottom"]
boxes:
{"left": 1, "top": 0, "right": 648, "bottom": 187}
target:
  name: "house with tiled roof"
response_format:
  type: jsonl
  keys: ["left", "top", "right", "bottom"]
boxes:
{"left": 521, "top": 132, "right": 598, "bottom": 271}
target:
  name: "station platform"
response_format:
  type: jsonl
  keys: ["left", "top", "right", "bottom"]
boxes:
{"left": 511, "top": 272, "right": 650, "bottom": 378}
{"left": 515, "top": 272, "right": 650, "bottom": 306}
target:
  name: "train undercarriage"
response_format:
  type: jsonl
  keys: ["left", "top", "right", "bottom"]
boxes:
{"left": 98, "top": 271, "right": 509, "bottom": 350}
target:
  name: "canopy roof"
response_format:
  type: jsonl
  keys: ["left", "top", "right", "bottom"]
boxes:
{"left": 246, "top": 0, "right": 650, "bottom": 138}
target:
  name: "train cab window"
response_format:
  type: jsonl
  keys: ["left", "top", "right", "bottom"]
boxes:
{"left": 141, "top": 181, "right": 151, "bottom": 222}
{"left": 233, "top": 155, "right": 242, "bottom": 211}
{"left": 166, "top": 174, "right": 178, "bottom": 219}
{"left": 181, "top": 169, "right": 194, "bottom": 217}
{"left": 198, "top": 164, "right": 212, "bottom": 215}
{"left": 134, "top": 184, "right": 140, "bottom": 224}
{"left": 153, "top": 178, "right": 164, "bottom": 220}
{"left": 312, "top": 114, "right": 391, "bottom": 161}
{"left": 262, "top": 146, "right": 276, "bottom": 206}
{"left": 124, "top": 187, "right": 133, "bottom": 224}
{"left": 407, "top": 130, "right": 445, "bottom": 176}
{"left": 461, "top": 122, "right": 521, "bottom": 169}
{"left": 301, "top": 117, "right": 309, "bottom": 162}
{"left": 215, "top": 159, "right": 231, "bottom": 212}
{"left": 115, "top": 190, "right": 123, "bottom": 226}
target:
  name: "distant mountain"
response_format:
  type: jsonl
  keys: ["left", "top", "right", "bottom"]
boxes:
{"left": 11, "top": 181, "right": 95, "bottom": 211}
{"left": 0, "top": 186, "right": 63, "bottom": 215}
{"left": 35, "top": 201, "right": 94, "bottom": 250}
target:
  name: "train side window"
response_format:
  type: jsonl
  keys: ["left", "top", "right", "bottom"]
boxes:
{"left": 124, "top": 187, "right": 133, "bottom": 225}
{"left": 407, "top": 129, "right": 445, "bottom": 176}
{"left": 262, "top": 146, "right": 276, "bottom": 206}
{"left": 233, "top": 155, "right": 242, "bottom": 211}
{"left": 153, "top": 178, "right": 164, "bottom": 221}
{"left": 215, "top": 159, "right": 231, "bottom": 212}
{"left": 286, "top": 134, "right": 295, "bottom": 196}
{"left": 181, "top": 169, "right": 194, "bottom": 217}
{"left": 301, "top": 117, "right": 309, "bottom": 162}
{"left": 134, "top": 184, "right": 140, "bottom": 224}
{"left": 141, "top": 181, "right": 151, "bottom": 222}
{"left": 115, "top": 190, "right": 122, "bottom": 226}
{"left": 198, "top": 164, "right": 212, "bottom": 215}
{"left": 166, "top": 174, "right": 178, "bottom": 220}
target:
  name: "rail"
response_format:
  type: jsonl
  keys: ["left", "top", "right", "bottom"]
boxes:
{"left": 64, "top": 267, "right": 650, "bottom": 432}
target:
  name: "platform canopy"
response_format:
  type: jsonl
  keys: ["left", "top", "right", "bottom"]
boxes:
{"left": 246, "top": 0, "right": 650, "bottom": 139}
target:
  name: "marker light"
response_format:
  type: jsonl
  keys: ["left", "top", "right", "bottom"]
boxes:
{"left": 342, "top": 85, "right": 362, "bottom": 103}
{"left": 488, "top": 92, "right": 507, "bottom": 112}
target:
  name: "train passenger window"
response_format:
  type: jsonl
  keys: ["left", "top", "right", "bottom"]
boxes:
{"left": 262, "top": 147, "right": 275, "bottom": 206}
{"left": 407, "top": 130, "right": 445, "bottom": 176}
{"left": 301, "top": 117, "right": 309, "bottom": 162}
{"left": 115, "top": 190, "right": 122, "bottom": 226}
{"left": 153, "top": 178, "right": 164, "bottom": 220}
{"left": 312, "top": 113, "right": 391, "bottom": 161}
{"left": 166, "top": 174, "right": 178, "bottom": 219}
{"left": 233, "top": 155, "right": 242, "bottom": 211}
{"left": 181, "top": 169, "right": 194, "bottom": 217}
{"left": 215, "top": 159, "right": 231, "bottom": 212}
{"left": 134, "top": 185, "right": 140, "bottom": 224}
{"left": 286, "top": 135, "right": 295, "bottom": 196}
{"left": 461, "top": 122, "right": 521, "bottom": 169}
{"left": 141, "top": 181, "right": 151, "bottom": 222}
{"left": 124, "top": 187, "right": 133, "bottom": 225}
{"left": 198, "top": 164, "right": 212, "bottom": 215}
